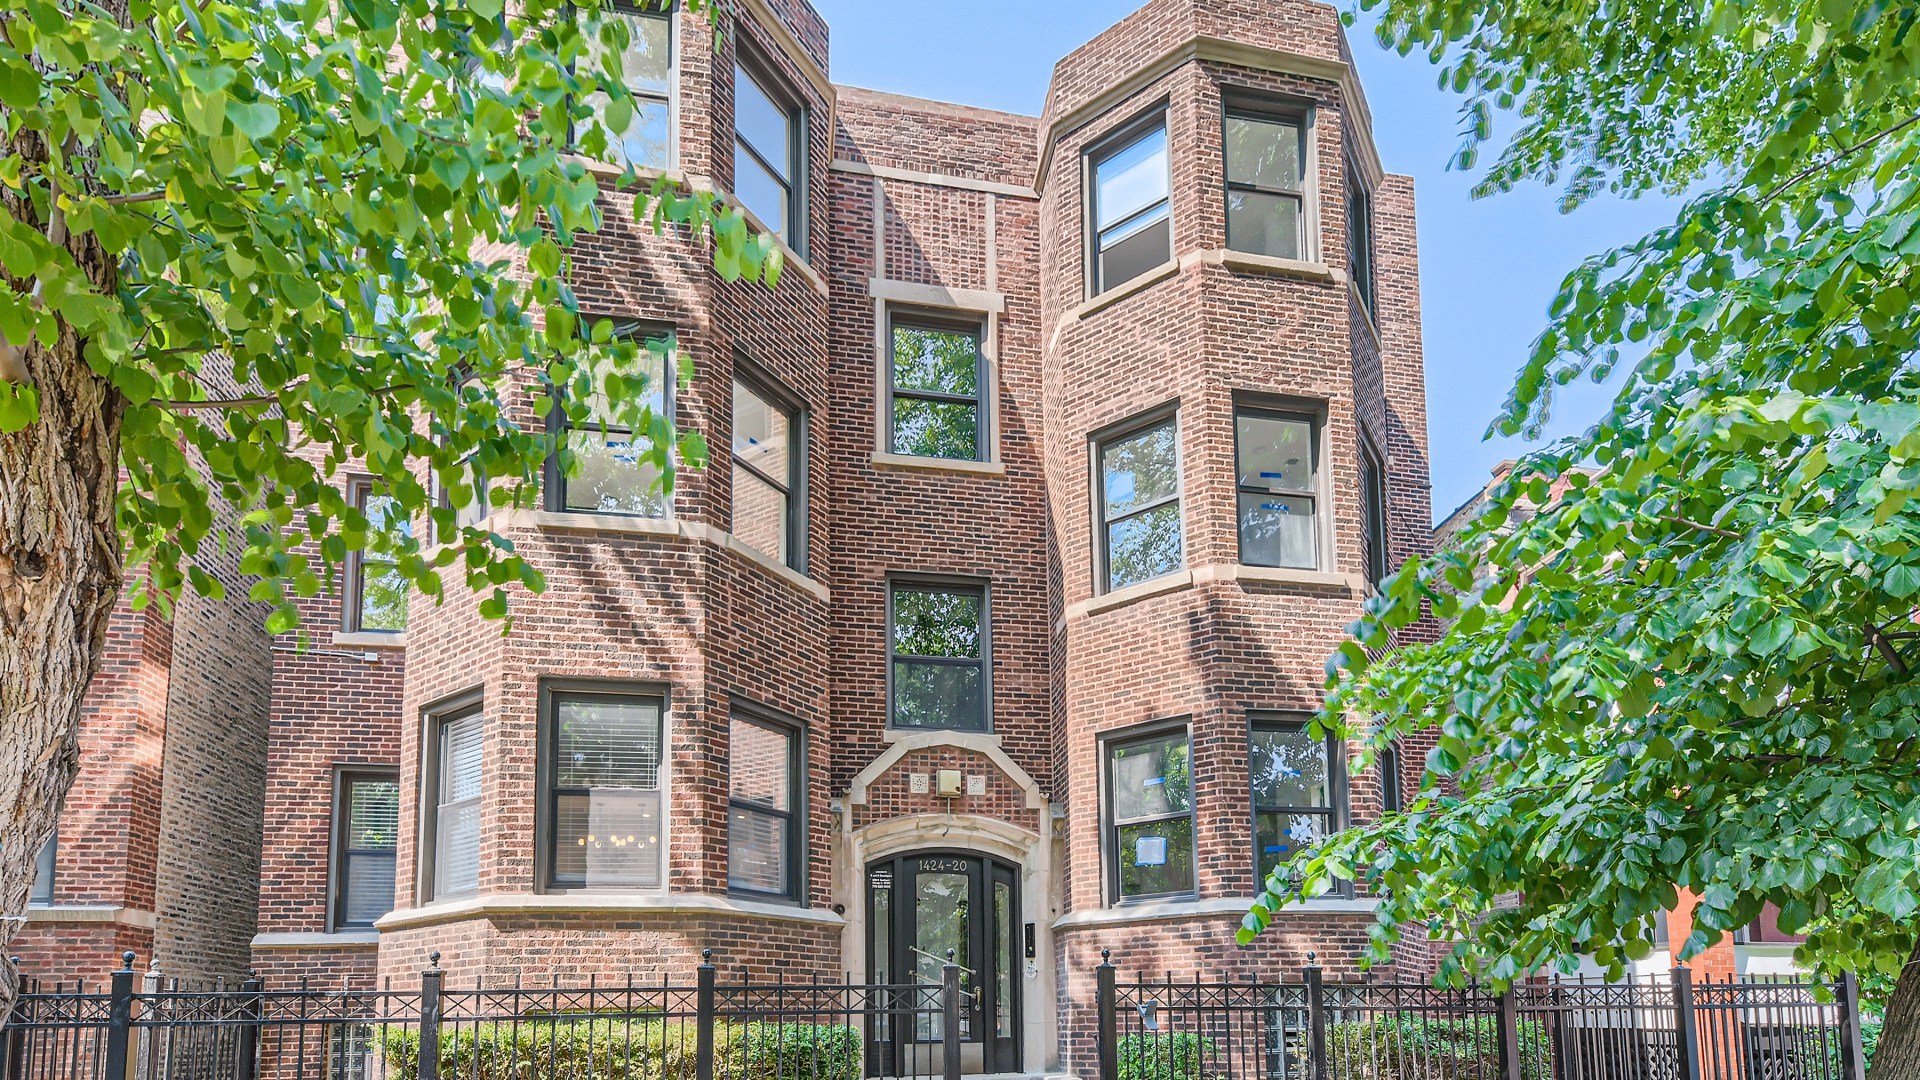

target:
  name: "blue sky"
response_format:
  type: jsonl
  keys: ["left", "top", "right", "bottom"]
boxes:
{"left": 809, "top": 0, "right": 1686, "bottom": 522}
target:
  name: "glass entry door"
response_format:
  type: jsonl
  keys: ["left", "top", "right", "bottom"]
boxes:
{"left": 868, "top": 851, "right": 1020, "bottom": 1075}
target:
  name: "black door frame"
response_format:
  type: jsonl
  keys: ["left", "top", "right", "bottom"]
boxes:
{"left": 865, "top": 849, "right": 1021, "bottom": 1073}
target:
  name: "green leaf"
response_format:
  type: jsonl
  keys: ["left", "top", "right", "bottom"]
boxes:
{"left": 0, "top": 381, "right": 39, "bottom": 432}
{"left": 226, "top": 100, "right": 280, "bottom": 140}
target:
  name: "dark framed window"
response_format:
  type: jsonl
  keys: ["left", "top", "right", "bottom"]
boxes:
{"left": 733, "top": 51, "right": 805, "bottom": 256}
{"left": 425, "top": 704, "right": 483, "bottom": 901}
{"left": 732, "top": 371, "right": 803, "bottom": 569}
{"left": 344, "top": 478, "right": 409, "bottom": 633}
{"left": 887, "top": 312, "right": 987, "bottom": 461}
{"left": 1105, "top": 726, "right": 1195, "bottom": 902}
{"left": 1251, "top": 716, "right": 1345, "bottom": 893}
{"left": 1095, "top": 410, "right": 1183, "bottom": 593}
{"left": 1087, "top": 111, "right": 1171, "bottom": 295}
{"left": 1379, "top": 742, "right": 1402, "bottom": 815}
{"left": 547, "top": 322, "right": 674, "bottom": 517}
{"left": 1224, "top": 102, "right": 1307, "bottom": 260}
{"left": 332, "top": 769, "right": 399, "bottom": 930}
{"left": 888, "top": 580, "right": 988, "bottom": 731}
{"left": 541, "top": 687, "right": 665, "bottom": 891}
{"left": 727, "top": 708, "right": 802, "bottom": 899}
{"left": 1346, "top": 162, "right": 1375, "bottom": 315}
{"left": 1360, "top": 437, "right": 1389, "bottom": 587}
{"left": 1235, "top": 404, "right": 1322, "bottom": 570}
{"left": 574, "top": 0, "right": 673, "bottom": 170}
{"left": 30, "top": 834, "right": 53, "bottom": 906}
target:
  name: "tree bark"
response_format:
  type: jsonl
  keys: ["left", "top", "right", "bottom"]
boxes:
{"left": 1870, "top": 936, "right": 1920, "bottom": 1079}
{"left": 0, "top": 114, "right": 124, "bottom": 1010}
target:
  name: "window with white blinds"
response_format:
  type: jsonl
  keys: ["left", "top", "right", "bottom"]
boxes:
{"left": 335, "top": 770, "right": 399, "bottom": 929}
{"left": 548, "top": 693, "right": 664, "bottom": 890}
{"left": 433, "top": 712, "right": 483, "bottom": 900}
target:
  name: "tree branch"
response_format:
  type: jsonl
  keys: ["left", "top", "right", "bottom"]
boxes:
{"left": 1865, "top": 621, "right": 1911, "bottom": 678}
{"left": 1663, "top": 514, "right": 1744, "bottom": 539}
{"left": 1760, "top": 112, "right": 1920, "bottom": 202}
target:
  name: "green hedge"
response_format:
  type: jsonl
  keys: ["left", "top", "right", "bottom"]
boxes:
{"left": 1116, "top": 1031, "right": 1215, "bottom": 1080}
{"left": 1329, "top": 1016, "right": 1551, "bottom": 1080}
{"left": 376, "top": 1019, "right": 860, "bottom": 1080}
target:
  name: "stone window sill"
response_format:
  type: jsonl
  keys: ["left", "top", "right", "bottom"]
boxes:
{"left": 1068, "top": 570, "right": 1194, "bottom": 620}
{"left": 375, "top": 892, "right": 845, "bottom": 932}
{"left": 25, "top": 904, "right": 157, "bottom": 928}
{"left": 1193, "top": 248, "right": 1343, "bottom": 283}
{"left": 1052, "top": 895, "right": 1379, "bottom": 930}
{"left": 333, "top": 630, "right": 407, "bottom": 650}
{"left": 871, "top": 452, "right": 1006, "bottom": 477}
{"left": 1194, "top": 563, "right": 1361, "bottom": 593}
{"left": 252, "top": 930, "right": 380, "bottom": 948}
{"left": 1349, "top": 277, "right": 1383, "bottom": 346}
{"left": 1067, "top": 260, "right": 1181, "bottom": 322}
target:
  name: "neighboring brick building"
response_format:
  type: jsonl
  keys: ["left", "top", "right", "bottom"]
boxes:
{"left": 23, "top": 0, "right": 1434, "bottom": 1070}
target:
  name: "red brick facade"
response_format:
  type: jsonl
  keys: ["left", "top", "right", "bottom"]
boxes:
{"left": 30, "top": 0, "right": 1435, "bottom": 1070}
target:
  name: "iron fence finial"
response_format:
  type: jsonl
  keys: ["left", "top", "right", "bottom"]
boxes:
{"left": 429, "top": 951, "right": 442, "bottom": 971}
{"left": 119, "top": 951, "right": 135, "bottom": 972}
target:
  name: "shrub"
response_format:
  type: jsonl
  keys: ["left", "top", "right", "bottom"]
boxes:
{"left": 376, "top": 1018, "right": 859, "bottom": 1080}
{"left": 723, "top": 1021, "right": 860, "bottom": 1080}
{"left": 1116, "top": 1031, "right": 1216, "bottom": 1080}
{"left": 1327, "top": 1016, "right": 1551, "bottom": 1080}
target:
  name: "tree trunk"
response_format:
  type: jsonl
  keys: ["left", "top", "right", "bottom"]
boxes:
{"left": 0, "top": 114, "right": 124, "bottom": 1010}
{"left": 1870, "top": 936, "right": 1920, "bottom": 1079}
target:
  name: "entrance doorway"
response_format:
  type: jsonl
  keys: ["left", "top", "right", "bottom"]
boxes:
{"left": 867, "top": 851, "right": 1021, "bottom": 1075}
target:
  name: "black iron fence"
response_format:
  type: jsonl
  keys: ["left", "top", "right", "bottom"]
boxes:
{"left": 1097, "top": 952, "right": 1872, "bottom": 1080}
{"left": 0, "top": 949, "right": 1873, "bottom": 1080}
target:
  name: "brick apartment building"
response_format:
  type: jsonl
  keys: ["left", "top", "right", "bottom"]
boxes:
{"left": 13, "top": 0, "right": 1436, "bottom": 1071}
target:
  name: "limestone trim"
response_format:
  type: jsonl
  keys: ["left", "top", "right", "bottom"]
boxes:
{"left": 735, "top": 0, "right": 833, "bottom": 103}
{"left": 867, "top": 278, "right": 1008, "bottom": 314}
{"left": 871, "top": 452, "right": 1007, "bottom": 477}
{"left": 1035, "top": 36, "right": 1382, "bottom": 188}
{"left": 1067, "top": 563, "right": 1362, "bottom": 621}
{"left": 1351, "top": 274, "right": 1382, "bottom": 345}
{"left": 372, "top": 892, "right": 845, "bottom": 933}
{"left": 831, "top": 159, "right": 1038, "bottom": 200}
{"left": 507, "top": 510, "right": 831, "bottom": 602}
{"left": 1052, "top": 895, "right": 1380, "bottom": 930}
{"left": 1185, "top": 248, "right": 1343, "bottom": 283}
{"left": 251, "top": 931, "right": 380, "bottom": 949}
{"left": 1061, "top": 259, "right": 1180, "bottom": 324}
{"left": 833, "top": 809, "right": 1058, "bottom": 1074}
{"left": 1067, "top": 570, "right": 1194, "bottom": 620}
{"left": 845, "top": 729, "right": 1045, "bottom": 809}
{"left": 332, "top": 631, "right": 406, "bottom": 650}
{"left": 23, "top": 904, "right": 158, "bottom": 928}
{"left": 1193, "top": 563, "right": 1362, "bottom": 593}
{"left": 714, "top": 192, "right": 830, "bottom": 298}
